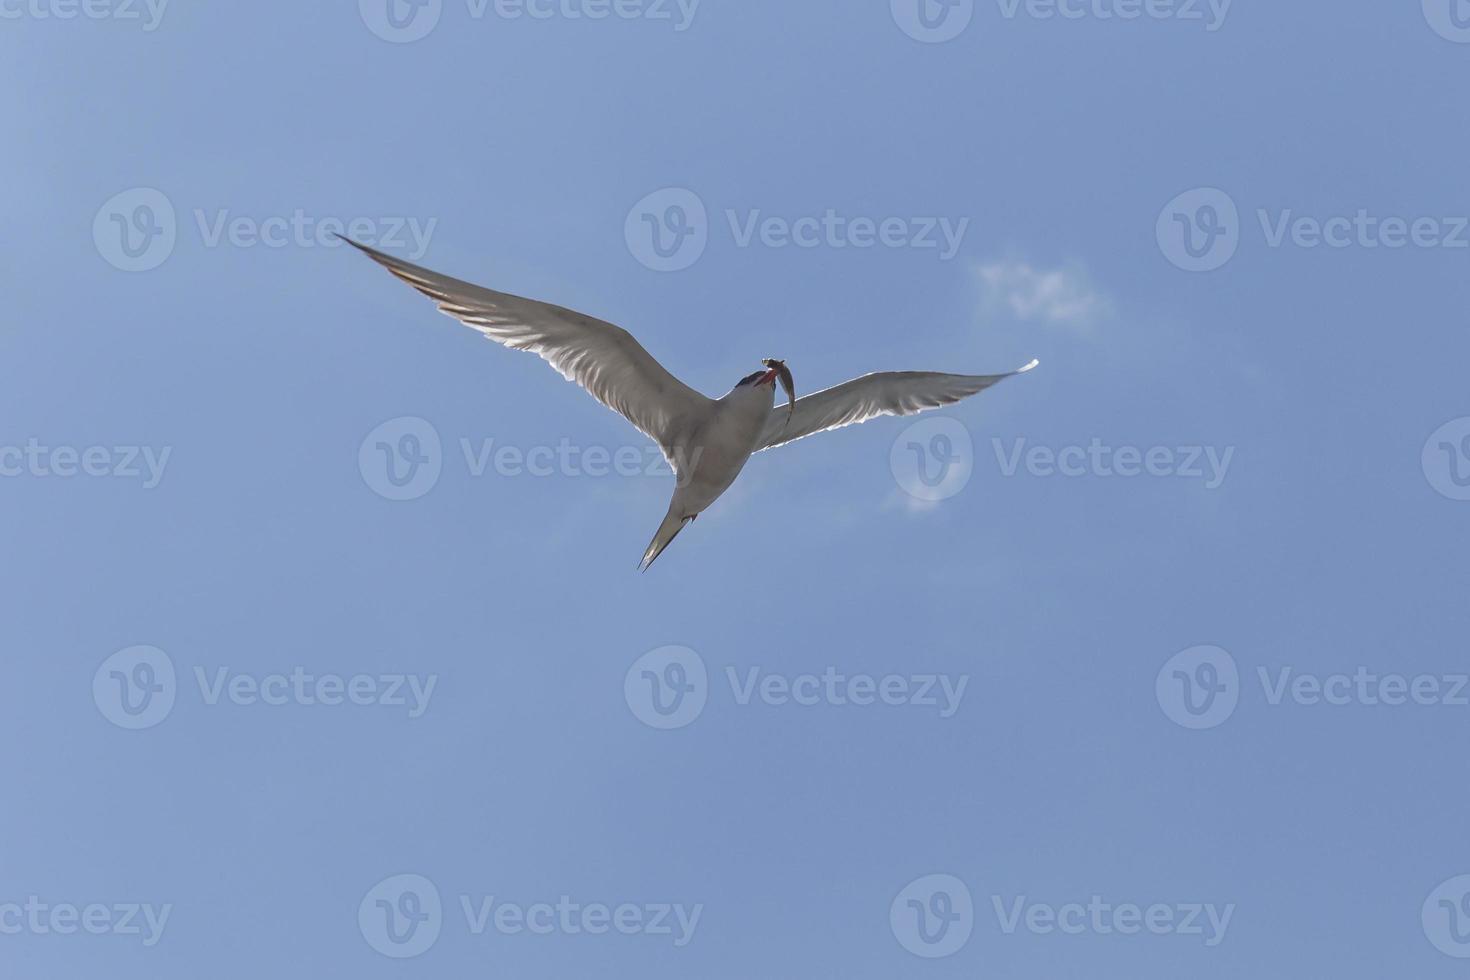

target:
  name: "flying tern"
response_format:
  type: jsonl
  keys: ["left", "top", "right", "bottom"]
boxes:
{"left": 339, "top": 237, "right": 1037, "bottom": 570}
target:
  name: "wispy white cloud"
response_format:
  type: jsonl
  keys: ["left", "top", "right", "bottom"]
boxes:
{"left": 976, "top": 259, "right": 1111, "bottom": 331}
{"left": 882, "top": 489, "right": 943, "bottom": 516}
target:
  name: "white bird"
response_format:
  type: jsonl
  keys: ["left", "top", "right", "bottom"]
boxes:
{"left": 339, "top": 237, "right": 1037, "bottom": 570}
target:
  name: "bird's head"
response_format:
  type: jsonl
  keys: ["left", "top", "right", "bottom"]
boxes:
{"left": 734, "top": 359, "right": 795, "bottom": 422}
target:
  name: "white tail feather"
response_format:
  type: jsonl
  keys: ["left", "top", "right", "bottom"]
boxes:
{"left": 639, "top": 506, "right": 693, "bottom": 572}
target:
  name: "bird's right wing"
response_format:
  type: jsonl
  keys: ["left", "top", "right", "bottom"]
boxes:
{"left": 339, "top": 237, "right": 710, "bottom": 459}
{"left": 755, "top": 360, "right": 1038, "bottom": 451}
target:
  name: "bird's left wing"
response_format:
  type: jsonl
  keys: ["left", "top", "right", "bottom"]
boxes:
{"left": 755, "top": 360, "right": 1038, "bottom": 451}
{"left": 339, "top": 237, "right": 710, "bottom": 458}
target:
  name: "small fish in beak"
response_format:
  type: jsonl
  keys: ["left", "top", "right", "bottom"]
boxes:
{"left": 763, "top": 358, "right": 796, "bottom": 428}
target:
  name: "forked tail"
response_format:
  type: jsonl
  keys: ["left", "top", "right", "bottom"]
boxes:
{"left": 639, "top": 506, "right": 694, "bottom": 572}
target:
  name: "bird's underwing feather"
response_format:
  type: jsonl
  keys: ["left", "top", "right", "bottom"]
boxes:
{"left": 338, "top": 236, "right": 710, "bottom": 462}
{"left": 754, "top": 361, "right": 1038, "bottom": 451}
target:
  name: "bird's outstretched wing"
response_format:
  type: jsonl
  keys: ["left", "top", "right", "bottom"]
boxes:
{"left": 755, "top": 360, "right": 1038, "bottom": 451}
{"left": 339, "top": 237, "right": 709, "bottom": 457}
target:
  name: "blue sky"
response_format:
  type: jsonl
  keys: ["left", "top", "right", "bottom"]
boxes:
{"left": 4, "top": 0, "right": 1470, "bottom": 976}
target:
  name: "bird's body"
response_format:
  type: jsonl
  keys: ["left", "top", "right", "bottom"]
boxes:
{"left": 642, "top": 372, "right": 778, "bottom": 569}
{"left": 338, "top": 235, "right": 1036, "bottom": 570}
{"left": 681, "top": 372, "right": 780, "bottom": 508}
